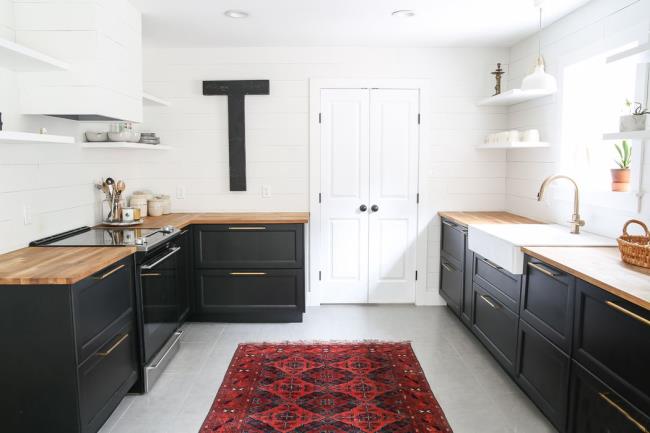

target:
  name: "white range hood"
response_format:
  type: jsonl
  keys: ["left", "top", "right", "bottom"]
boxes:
{"left": 14, "top": 0, "right": 143, "bottom": 122}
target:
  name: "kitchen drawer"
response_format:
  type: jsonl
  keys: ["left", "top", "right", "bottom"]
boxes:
{"left": 78, "top": 323, "right": 138, "bottom": 433}
{"left": 516, "top": 319, "right": 570, "bottom": 432}
{"left": 473, "top": 254, "right": 521, "bottom": 313}
{"left": 439, "top": 253, "right": 463, "bottom": 314}
{"left": 441, "top": 218, "right": 466, "bottom": 263}
{"left": 521, "top": 257, "right": 575, "bottom": 354}
{"left": 569, "top": 361, "right": 649, "bottom": 433}
{"left": 472, "top": 283, "right": 518, "bottom": 374}
{"left": 194, "top": 224, "right": 304, "bottom": 269}
{"left": 573, "top": 280, "right": 650, "bottom": 415}
{"left": 72, "top": 257, "right": 135, "bottom": 363}
{"left": 195, "top": 269, "right": 304, "bottom": 322}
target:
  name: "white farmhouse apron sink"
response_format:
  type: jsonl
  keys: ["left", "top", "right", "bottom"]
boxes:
{"left": 468, "top": 224, "right": 616, "bottom": 274}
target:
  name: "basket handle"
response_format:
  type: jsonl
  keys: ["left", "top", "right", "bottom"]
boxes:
{"left": 622, "top": 219, "right": 650, "bottom": 237}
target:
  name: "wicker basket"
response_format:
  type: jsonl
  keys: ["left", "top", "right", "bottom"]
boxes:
{"left": 617, "top": 219, "right": 650, "bottom": 269}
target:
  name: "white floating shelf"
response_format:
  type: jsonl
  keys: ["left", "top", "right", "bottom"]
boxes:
{"left": 0, "top": 37, "right": 70, "bottom": 72}
{"left": 606, "top": 42, "right": 650, "bottom": 64}
{"left": 143, "top": 92, "right": 171, "bottom": 107}
{"left": 603, "top": 130, "right": 650, "bottom": 140}
{"left": 477, "top": 141, "right": 550, "bottom": 150}
{"left": 0, "top": 131, "right": 75, "bottom": 144}
{"left": 477, "top": 89, "right": 555, "bottom": 106}
{"left": 82, "top": 142, "right": 171, "bottom": 150}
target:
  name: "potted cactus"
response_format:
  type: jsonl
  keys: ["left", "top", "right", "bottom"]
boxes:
{"left": 620, "top": 100, "right": 649, "bottom": 132}
{"left": 612, "top": 140, "right": 631, "bottom": 192}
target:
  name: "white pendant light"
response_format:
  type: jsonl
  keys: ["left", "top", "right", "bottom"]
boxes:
{"left": 521, "top": 5, "right": 557, "bottom": 93}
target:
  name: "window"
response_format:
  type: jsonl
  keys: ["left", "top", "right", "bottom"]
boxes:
{"left": 561, "top": 46, "right": 639, "bottom": 193}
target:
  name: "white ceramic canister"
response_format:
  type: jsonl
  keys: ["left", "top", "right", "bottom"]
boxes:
{"left": 156, "top": 194, "right": 172, "bottom": 214}
{"left": 148, "top": 198, "right": 164, "bottom": 217}
{"left": 130, "top": 196, "right": 149, "bottom": 217}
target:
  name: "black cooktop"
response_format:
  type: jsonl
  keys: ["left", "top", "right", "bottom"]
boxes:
{"left": 30, "top": 226, "right": 179, "bottom": 252}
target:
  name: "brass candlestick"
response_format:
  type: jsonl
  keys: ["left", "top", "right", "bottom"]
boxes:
{"left": 491, "top": 63, "right": 505, "bottom": 96}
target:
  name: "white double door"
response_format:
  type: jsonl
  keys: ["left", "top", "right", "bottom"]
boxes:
{"left": 320, "top": 88, "right": 419, "bottom": 304}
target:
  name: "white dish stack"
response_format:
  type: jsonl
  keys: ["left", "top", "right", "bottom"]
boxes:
{"left": 484, "top": 129, "right": 540, "bottom": 146}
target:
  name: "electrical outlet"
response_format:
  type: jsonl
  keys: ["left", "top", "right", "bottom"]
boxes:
{"left": 23, "top": 205, "right": 32, "bottom": 225}
{"left": 262, "top": 185, "right": 272, "bottom": 198}
{"left": 176, "top": 186, "right": 186, "bottom": 200}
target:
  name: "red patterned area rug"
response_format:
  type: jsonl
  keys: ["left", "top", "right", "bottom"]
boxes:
{"left": 199, "top": 341, "right": 453, "bottom": 433}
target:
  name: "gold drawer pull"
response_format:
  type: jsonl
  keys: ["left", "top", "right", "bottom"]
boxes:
{"left": 93, "top": 264, "right": 125, "bottom": 280}
{"left": 482, "top": 257, "right": 502, "bottom": 271}
{"left": 441, "top": 262, "right": 456, "bottom": 272}
{"left": 141, "top": 273, "right": 162, "bottom": 277}
{"left": 606, "top": 301, "right": 650, "bottom": 327}
{"left": 97, "top": 334, "right": 129, "bottom": 357}
{"left": 528, "top": 262, "right": 560, "bottom": 277}
{"left": 229, "top": 272, "right": 267, "bottom": 276}
{"left": 599, "top": 392, "right": 649, "bottom": 433}
{"left": 228, "top": 227, "right": 267, "bottom": 230}
{"left": 480, "top": 294, "right": 500, "bottom": 309}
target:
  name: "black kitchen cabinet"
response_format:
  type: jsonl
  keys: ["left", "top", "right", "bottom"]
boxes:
{"left": 472, "top": 282, "right": 518, "bottom": 374}
{"left": 473, "top": 253, "right": 522, "bottom": 313}
{"left": 569, "top": 361, "right": 649, "bottom": 433}
{"left": 573, "top": 279, "right": 650, "bottom": 415}
{"left": 440, "top": 253, "right": 463, "bottom": 314}
{"left": 176, "top": 229, "right": 192, "bottom": 323}
{"left": 439, "top": 217, "right": 472, "bottom": 324}
{"left": 521, "top": 256, "right": 575, "bottom": 354}
{"left": 0, "top": 256, "right": 138, "bottom": 433}
{"left": 462, "top": 238, "right": 474, "bottom": 326}
{"left": 193, "top": 224, "right": 305, "bottom": 322}
{"left": 516, "top": 319, "right": 571, "bottom": 432}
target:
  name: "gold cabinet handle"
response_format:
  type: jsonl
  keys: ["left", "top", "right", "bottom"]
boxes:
{"left": 606, "top": 301, "right": 650, "bottom": 327}
{"left": 528, "top": 262, "right": 560, "bottom": 277}
{"left": 141, "top": 273, "right": 162, "bottom": 277}
{"left": 441, "top": 262, "right": 456, "bottom": 272}
{"left": 93, "top": 264, "right": 125, "bottom": 280}
{"left": 480, "top": 294, "right": 500, "bottom": 309}
{"left": 97, "top": 334, "right": 129, "bottom": 357}
{"left": 599, "top": 392, "right": 649, "bottom": 433}
{"left": 229, "top": 272, "right": 267, "bottom": 276}
{"left": 228, "top": 227, "right": 267, "bottom": 230}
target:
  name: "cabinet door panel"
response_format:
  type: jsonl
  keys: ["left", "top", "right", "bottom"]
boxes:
{"left": 517, "top": 320, "right": 570, "bottom": 432}
{"left": 574, "top": 280, "right": 650, "bottom": 414}
{"left": 569, "top": 361, "right": 649, "bottom": 433}
{"left": 441, "top": 219, "right": 465, "bottom": 263}
{"left": 522, "top": 257, "right": 575, "bottom": 353}
{"left": 474, "top": 254, "right": 521, "bottom": 313}
{"left": 439, "top": 253, "right": 463, "bottom": 314}
{"left": 194, "top": 224, "right": 303, "bottom": 269}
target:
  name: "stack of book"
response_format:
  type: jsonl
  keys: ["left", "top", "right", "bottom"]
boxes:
{"left": 140, "top": 132, "right": 160, "bottom": 145}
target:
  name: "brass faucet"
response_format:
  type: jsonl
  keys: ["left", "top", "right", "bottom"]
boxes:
{"left": 537, "top": 175, "right": 585, "bottom": 234}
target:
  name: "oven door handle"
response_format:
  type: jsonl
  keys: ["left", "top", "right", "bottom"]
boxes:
{"left": 141, "top": 246, "right": 181, "bottom": 270}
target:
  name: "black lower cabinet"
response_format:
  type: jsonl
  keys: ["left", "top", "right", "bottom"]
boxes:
{"left": 0, "top": 256, "right": 138, "bottom": 433}
{"left": 195, "top": 269, "right": 304, "bottom": 322}
{"left": 516, "top": 319, "right": 570, "bottom": 432}
{"left": 472, "top": 282, "right": 518, "bottom": 374}
{"left": 439, "top": 253, "right": 463, "bottom": 314}
{"left": 569, "top": 361, "right": 649, "bottom": 433}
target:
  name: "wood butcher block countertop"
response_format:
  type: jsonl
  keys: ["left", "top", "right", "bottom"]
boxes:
{"left": 0, "top": 247, "right": 136, "bottom": 285}
{"left": 136, "top": 212, "right": 310, "bottom": 229}
{"left": 438, "top": 211, "right": 540, "bottom": 226}
{"left": 523, "top": 246, "right": 650, "bottom": 311}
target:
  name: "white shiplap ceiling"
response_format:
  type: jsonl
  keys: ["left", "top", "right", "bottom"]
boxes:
{"left": 131, "top": 0, "right": 592, "bottom": 48}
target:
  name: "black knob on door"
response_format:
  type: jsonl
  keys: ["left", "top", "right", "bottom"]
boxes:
{"left": 371, "top": 205, "right": 379, "bottom": 212}
{"left": 359, "top": 204, "right": 368, "bottom": 212}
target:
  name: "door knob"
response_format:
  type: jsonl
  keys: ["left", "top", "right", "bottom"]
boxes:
{"left": 371, "top": 205, "right": 379, "bottom": 212}
{"left": 359, "top": 204, "right": 368, "bottom": 212}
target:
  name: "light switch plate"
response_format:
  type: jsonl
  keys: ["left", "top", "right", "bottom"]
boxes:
{"left": 262, "top": 185, "right": 271, "bottom": 198}
{"left": 176, "top": 186, "right": 186, "bottom": 200}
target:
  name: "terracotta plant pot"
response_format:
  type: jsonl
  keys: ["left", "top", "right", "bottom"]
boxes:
{"left": 611, "top": 168, "right": 631, "bottom": 192}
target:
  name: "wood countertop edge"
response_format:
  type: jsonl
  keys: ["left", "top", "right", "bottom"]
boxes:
{"left": 522, "top": 247, "right": 650, "bottom": 311}
{"left": 438, "top": 211, "right": 540, "bottom": 226}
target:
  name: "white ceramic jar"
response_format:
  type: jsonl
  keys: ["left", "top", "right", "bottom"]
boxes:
{"left": 130, "top": 196, "right": 149, "bottom": 217}
{"left": 156, "top": 195, "right": 171, "bottom": 214}
{"left": 148, "top": 199, "right": 164, "bottom": 217}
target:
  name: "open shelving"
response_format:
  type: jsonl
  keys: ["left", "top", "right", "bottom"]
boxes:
{"left": 0, "top": 37, "right": 70, "bottom": 72}
{"left": 81, "top": 142, "right": 171, "bottom": 150}
{"left": 477, "top": 88, "right": 555, "bottom": 106}
{"left": 603, "top": 130, "right": 650, "bottom": 141}
{"left": 477, "top": 141, "right": 549, "bottom": 150}
{"left": 142, "top": 92, "right": 172, "bottom": 107}
{"left": 0, "top": 131, "right": 75, "bottom": 145}
{"left": 606, "top": 42, "right": 650, "bottom": 64}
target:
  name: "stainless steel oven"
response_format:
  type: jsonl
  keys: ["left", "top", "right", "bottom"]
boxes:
{"left": 136, "top": 230, "right": 189, "bottom": 391}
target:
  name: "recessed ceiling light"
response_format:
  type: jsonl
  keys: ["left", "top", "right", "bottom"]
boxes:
{"left": 392, "top": 10, "right": 416, "bottom": 18}
{"left": 224, "top": 10, "right": 249, "bottom": 19}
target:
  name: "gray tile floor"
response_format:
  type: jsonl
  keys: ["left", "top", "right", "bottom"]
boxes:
{"left": 100, "top": 305, "right": 557, "bottom": 433}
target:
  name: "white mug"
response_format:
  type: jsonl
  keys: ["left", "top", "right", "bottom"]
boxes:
{"left": 522, "top": 129, "right": 540, "bottom": 142}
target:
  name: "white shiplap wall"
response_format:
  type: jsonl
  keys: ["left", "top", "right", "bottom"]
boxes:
{"left": 143, "top": 46, "right": 510, "bottom": 305}
{"left": 505, "top": 0, "right": 650, "bottom": 238}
